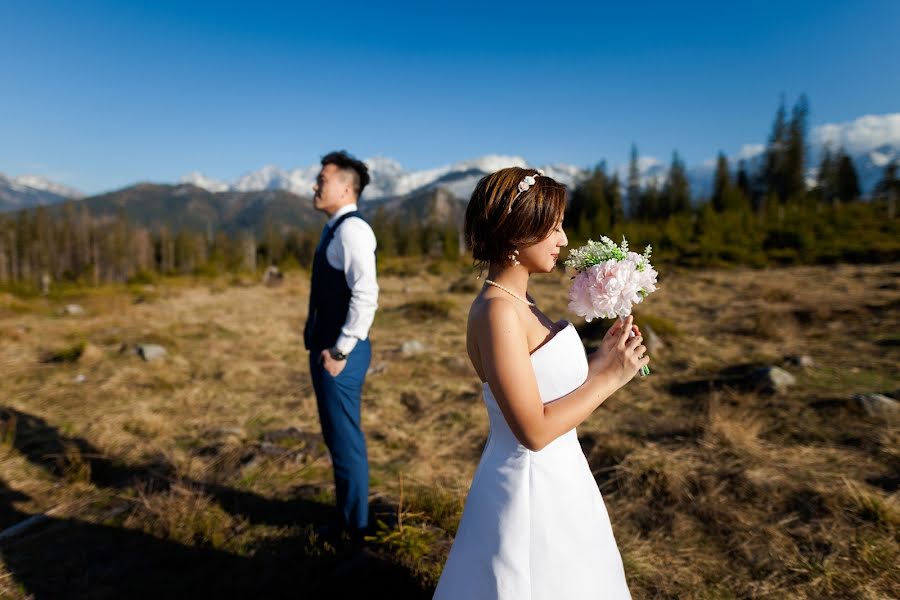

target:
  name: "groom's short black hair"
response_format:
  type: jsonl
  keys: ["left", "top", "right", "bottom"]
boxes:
{"left": 321, "top": 150, "right": 370, "bottom": 197}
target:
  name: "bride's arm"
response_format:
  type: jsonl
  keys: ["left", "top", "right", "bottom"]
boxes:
{"left": 477, "top": 300, "right": 646, "bottom": 452}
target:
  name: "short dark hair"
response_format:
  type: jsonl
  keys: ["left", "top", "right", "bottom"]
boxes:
{"left": 465, "top": 167, "right": 567, "bottom": 269}
{"left": 321, "top": 150, "right": 370, "bottom": 197}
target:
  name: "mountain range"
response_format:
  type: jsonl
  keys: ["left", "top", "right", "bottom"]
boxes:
{"left": 176, "top": 144, "right": 898, "bottom": 204}
{"left": 2, "top": 116, "right": 897, "bottom": 225}
{"left": 178, "top": 155, "right": 586, "bottom": 203}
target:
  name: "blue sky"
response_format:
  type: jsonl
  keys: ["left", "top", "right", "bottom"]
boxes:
{"left": 1, "top": 0, "right": 898, "bottom": 194}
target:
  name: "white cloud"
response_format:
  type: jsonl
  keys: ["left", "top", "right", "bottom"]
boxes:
{"left": 637, "top": 156, "right": 661, "bottom": 171}
{"left": 812, "top": 113, "right": 900, "bottom": 154}
{"left": 737, "top": 144, "right": 765, "bottom": 160}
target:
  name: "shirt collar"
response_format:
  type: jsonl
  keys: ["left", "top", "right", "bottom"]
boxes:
{"left": 327, "top": 203, "right": 358, "bottom": 227}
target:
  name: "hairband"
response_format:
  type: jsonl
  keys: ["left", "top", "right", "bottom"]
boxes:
{"left": 509, "top": 169, "right": 545, "bottom": 213}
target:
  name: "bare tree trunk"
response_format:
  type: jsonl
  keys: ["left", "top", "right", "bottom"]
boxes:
{"left": 133, "top": 229, "right": 153, "bottom": 274}
{"left": 243, "top": 234, "right": 257, "bottom": 273}
{"left": 0, "top": 230, "right": 8, "bottom": 284}
{"left": 92, "top": 238, "right": 101, "bottom": 286}
{"left": 9, "top": 228, "right": 18, "bottom": 282}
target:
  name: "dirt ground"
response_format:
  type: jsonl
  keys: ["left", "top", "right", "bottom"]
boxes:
{"left": 1, "top": 261, "right": 897, "bottom": 598}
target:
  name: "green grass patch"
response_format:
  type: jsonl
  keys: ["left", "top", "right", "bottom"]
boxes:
{"left": 634, "top": 312, "right": 680, "bottom": 336}
{"left": 378, "top": 257, "right": 425, "bottom": 277}
{"left": 393, "top": 299, "right": 455, "bottom": 321}
{"left": 803, "top": 367, "right": 898, "bottom": 396}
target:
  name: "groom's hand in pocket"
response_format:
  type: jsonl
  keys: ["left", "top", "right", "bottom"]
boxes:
{"left": 320, "top": 349, "right": 347, "bottom": 377}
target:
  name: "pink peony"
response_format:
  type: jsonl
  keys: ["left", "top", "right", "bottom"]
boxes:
{"left": 568, "top": 268, "right": 604, "bottom": 322}
{"left": 567, "top": 257, "right": 658, "bottom": 321}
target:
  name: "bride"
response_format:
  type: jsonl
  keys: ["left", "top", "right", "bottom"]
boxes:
{"left": 433, "top": 167, "right": 647, "bottom": 599}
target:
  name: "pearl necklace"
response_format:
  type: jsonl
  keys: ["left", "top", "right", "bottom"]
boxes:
{"left": 484, "top": 279, "right": 535, "bottom": 307}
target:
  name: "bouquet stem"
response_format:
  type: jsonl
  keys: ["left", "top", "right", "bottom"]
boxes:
{"left": 620, "top": 315, "right": 650, "bottom": 377}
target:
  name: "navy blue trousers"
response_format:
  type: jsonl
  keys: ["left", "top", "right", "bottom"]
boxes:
{"left": 309, "top": 339, "right": 371, "bottom": 530}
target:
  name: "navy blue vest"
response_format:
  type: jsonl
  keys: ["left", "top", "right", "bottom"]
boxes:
{"left": 303, "top": 211, "right": 368, "bottom": 351}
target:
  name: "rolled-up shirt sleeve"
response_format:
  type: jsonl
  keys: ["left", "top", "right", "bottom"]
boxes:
{"left": 326, "top": 217, "right": 378, "bottom": 355}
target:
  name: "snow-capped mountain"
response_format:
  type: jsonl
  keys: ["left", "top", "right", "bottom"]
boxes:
{"left": 853, "top": 144, "right": 898, "bottom": 193}
{"left": 187, "top": 141, "right": 886, "bottom": 207}
{"left": 179, "top": 171, "right": 229, "bottom": 193}
{"left": 12, "top": 175, "right": 83, "bottom": 198}
{"left": 181, "top": 155, "right": 589, "bottom": 203}
{"left": 232, "top": 164, "right": 321, "bottom": 195}
{"left": 0, "top": 173, "right": 83, "bottom": 212}
{"left": 180, "top": 142, "right": 897, "bottom": 209}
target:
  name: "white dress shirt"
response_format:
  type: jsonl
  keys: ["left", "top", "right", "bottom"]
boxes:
{"left": 324, "top": 203, "right": 379, "bottom": 355}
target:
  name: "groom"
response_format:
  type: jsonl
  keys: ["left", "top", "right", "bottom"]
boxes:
{"left": 304, "top": 150, "right": 378, "bottom": 537}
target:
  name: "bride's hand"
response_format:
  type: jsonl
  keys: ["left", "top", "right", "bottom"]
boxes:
{"left": 595, "top": 317, "right": 640, "bottom": 363}
{"left": 587, "top": 316, "right": 648, "bottom": 387}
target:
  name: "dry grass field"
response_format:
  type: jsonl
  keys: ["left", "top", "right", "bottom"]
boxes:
{"left": 1, "top": 261, "right": 898, "bottom": 599}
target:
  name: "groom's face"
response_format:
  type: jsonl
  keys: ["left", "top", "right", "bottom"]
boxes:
{"left": 313, "top": 164, "right": 354, "bottom": 215}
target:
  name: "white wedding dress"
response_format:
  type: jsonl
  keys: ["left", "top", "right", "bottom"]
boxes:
{"left": 433, "top": 322, "right": 631, "bottom": 599}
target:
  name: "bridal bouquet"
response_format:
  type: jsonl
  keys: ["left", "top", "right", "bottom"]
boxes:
{"left": 565, "top": 236, "right": 658, "bottom": 376}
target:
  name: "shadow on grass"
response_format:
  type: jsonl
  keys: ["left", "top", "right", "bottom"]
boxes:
{"left": 667, "top": 362, "right": 773, "bottom": 397}
{"left": 1, "top": 408, "right": 429, "bottom": 599}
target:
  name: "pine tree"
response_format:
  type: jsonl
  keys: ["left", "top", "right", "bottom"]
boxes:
{"left": 567, "top": 174, "right": 589, "bottom": 236}
{"left": 0, "top": 220, "right": 9, "bottom": 284}
{"left": 159, "top": 227, "right": 175, "bottom": 274}
{"left": 764, "top": 96, "right": 788, "bottom": 203}
{"left": 15, "top": 211, "right": 32, "bottom": 283}
{"left": 133, "top": 228, "right": 154, "bottom": 275}
{"left": 712, "top": 153, "right": 751, "bottom": 213}
{"left": 785, "top": 94, "right": 809, "bottom": 202}
{"left": 816, "top": 146, "right": 837, "bottom": 205}
{"left": 712, "top": 153, "right": 731, "bottom": 212}
{"left": 262, "top": 218, "right": 284, "bottom": 265}
{"left": 640, "top": 178, "right": 662, "bottom": 221}
{"left": 75, "top": 204, "right": 92, "bottom": 278}
{"left": 627, "top": 144, "right": 642, "bottom": 218}
{"left": 874, "top": 159, "right": 898, "bottom": 198}
{"left": 570, "top": 162, "right": 610, "bottom": 235}
{"left": 736, "top": 160, "right": 752, "bottom": 200}
{"left": 241, "top": 232, "right": 257, "bottom": 272}
{"left": 404, "top": 221, "right": 422, "bottom": 257}
{"left": 761, "top": 94, "right": 810, "bottom": 204}
{"left": 33, "top": 206, "right": 53, "bottom": 284}
{"left": 372, "top": 207, "right": 397, "bottom": 257}
{"left": 442, "top": 220, "right": 460, "bottom": 260}
{"left": 422, "top": 223, "right": 441, "bottom": 257}
{"left": 835, "top": 149, "right": 860, "bottom": 202}
{"left": 606, "top": 173, "right": 625, "bottom": 226}
{"left": 7, "top": 221, "right": 18, "bottom": 282}
{"left": 874, "top": 160, "right": 898, "bottom": 218}
{"left": 663, "top": 151, "right": 691, "bottom": 215}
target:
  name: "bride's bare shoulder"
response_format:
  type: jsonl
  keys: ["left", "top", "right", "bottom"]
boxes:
{"left": 468, "top": 294, "right": 520, "bottom": 331}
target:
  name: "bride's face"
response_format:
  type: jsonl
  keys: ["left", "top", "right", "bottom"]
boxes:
{"left": 519, "top": 217, "right": 567, "bottom": 273}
